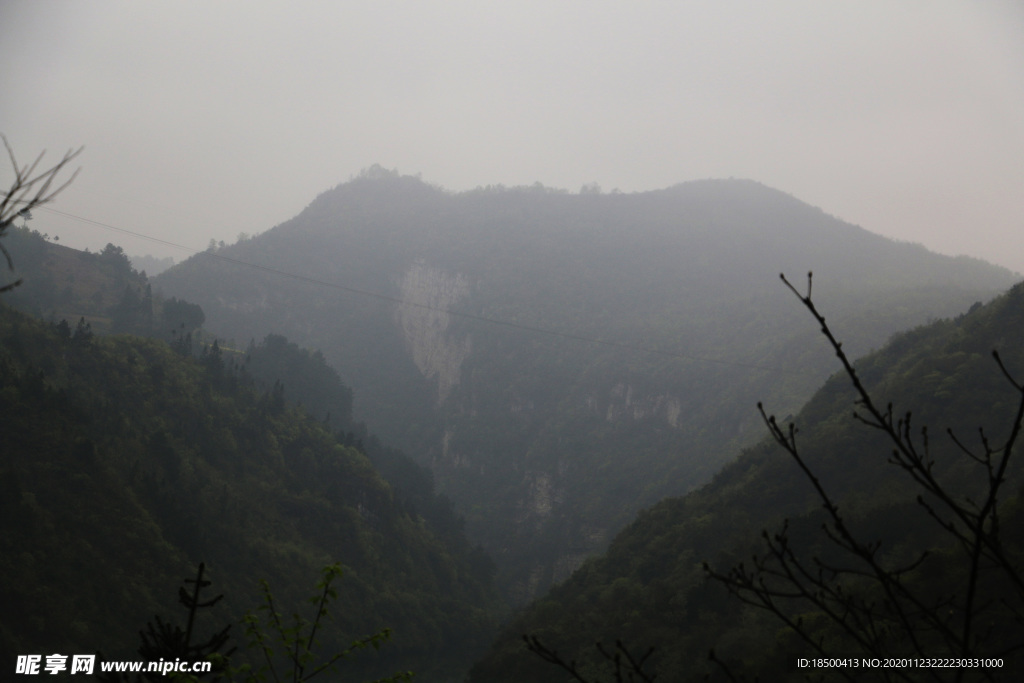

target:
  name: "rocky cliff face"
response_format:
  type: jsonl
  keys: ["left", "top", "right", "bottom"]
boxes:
{"left": 600, "top": 382, "right": 684, "bottom": 427}
{"left": 396, "top": 261, "right": 472, "bottom": 404}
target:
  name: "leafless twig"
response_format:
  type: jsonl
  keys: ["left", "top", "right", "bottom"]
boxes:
{"left": 706, "top": 272, "right": 1024, "bottom": 682}
{"left": 0, "top": 134, "right": 83, "bottom": 291}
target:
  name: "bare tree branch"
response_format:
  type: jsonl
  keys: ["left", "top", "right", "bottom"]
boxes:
{"left": 524, "top": 634, "right": 658, "bottom": 683}
{"left": 0, "top": 134, "right": 83, "bottom": 292}
{"left": 706, "top": 272, "right": 1024, "bottom": 682}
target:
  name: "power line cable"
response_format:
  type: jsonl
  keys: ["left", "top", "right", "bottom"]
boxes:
{"left": 39, "top": 205, "right": 799, "bottom": 375}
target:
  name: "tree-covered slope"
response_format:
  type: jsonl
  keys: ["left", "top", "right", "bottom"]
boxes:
{"left": 2, "top": 226, "right": 208, "bottom": 343}
{"left": 0, "top": 302, "right": 499, "bottom": 680}
{"left": 467, "top": 279, "right": 1024, "bottom": 682}
{"left": 154, "top": 171, "right": 1019, "bottom": 602}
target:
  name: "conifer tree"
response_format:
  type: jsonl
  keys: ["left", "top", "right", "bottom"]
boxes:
{"left": 97, "top": 563, "right": 233, "bottom": 682}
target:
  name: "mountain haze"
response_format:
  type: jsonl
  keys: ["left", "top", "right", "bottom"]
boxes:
{"left": 468, "top": 278, "right": 1024, "bottom": 681}
{"left": 154, "top": 171, "right": 1019, "bottom": 601}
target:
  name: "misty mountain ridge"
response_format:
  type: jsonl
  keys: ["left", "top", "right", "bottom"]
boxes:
{"left": 153, "top": 172, "right": 1018, "bottom": 603}
{"left": 130, "top": 253, "right": 176, "bottom": 277}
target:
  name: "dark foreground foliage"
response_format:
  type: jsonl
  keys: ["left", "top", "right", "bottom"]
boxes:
{"left": 0, "top": 302, "right": 499, "bottom": 679}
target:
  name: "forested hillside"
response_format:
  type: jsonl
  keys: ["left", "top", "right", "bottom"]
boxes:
{"left": 154, "top": 171, "right": 1019, "bottom": 602}
{"left": 2, "top": 227, "right": 154, "bottom": 331}
{"left": 468, "top": 279, "right": 1024, "bottom": 681}
{"left": 0, "top": 301, "right": 500, "bottom": 680}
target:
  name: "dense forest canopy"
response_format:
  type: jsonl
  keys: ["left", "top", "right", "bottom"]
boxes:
{"left": 0, "top": 275, "right": 500, "bottom": 679}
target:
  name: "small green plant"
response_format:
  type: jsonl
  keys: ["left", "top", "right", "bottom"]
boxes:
{"left": 223, "top": 563, "right": 413, "bottom": 683}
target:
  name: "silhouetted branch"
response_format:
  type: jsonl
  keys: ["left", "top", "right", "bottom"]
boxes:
{"left": 524, "top": 634, "right": 658, "bottom": 683}
{"left": 706, "top": 272, "right": 1024, "bottom": 682}
{"left": 1, "top": 134, "right": 82, "bottom": 291}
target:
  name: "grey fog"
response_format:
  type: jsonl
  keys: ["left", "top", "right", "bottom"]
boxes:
{"left": 2, "top": 1, "right": 1023, "bottom": 272}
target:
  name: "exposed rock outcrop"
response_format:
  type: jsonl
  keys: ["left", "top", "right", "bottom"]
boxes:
{"left": 396, "top": 261, "right": 472, "bottom": 404}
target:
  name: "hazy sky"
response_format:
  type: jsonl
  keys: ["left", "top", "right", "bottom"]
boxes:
{"left": 3, "top": 1, "right": 1023, "bottom": 273}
